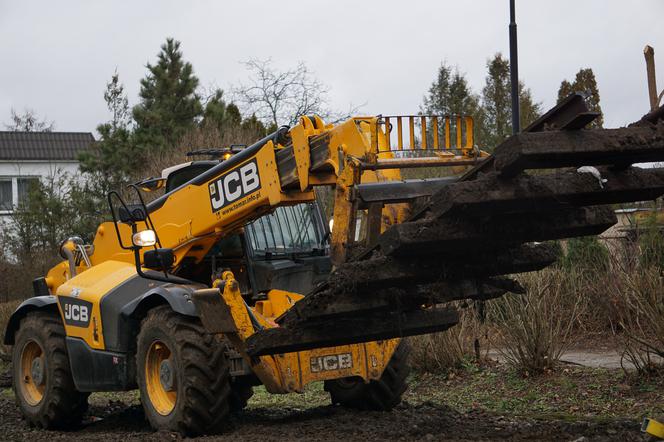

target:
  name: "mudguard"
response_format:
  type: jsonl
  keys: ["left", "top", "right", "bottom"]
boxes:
{"left": 4, "top": 295, "right": 59, "bottom": 345}
{"left": 104, "top": 283, "right": 201, "bottom": 353}
{"left": 121, "top": 284, "right": 199, "bottom": 319}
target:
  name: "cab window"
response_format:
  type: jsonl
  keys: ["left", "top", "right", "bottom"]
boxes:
{"left": 245, "top": 203, "right": 322, "bottom": 256}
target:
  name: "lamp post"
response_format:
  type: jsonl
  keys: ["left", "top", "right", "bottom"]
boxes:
{"left": 509, "top": 0, "right": 520, "bottom": 134}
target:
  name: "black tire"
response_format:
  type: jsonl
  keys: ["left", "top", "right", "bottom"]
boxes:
{"left": 324, "top": 341, "right": 411, "bottom": 411}
{"left": 136, "top": 305, "right": 233, "bottom": 436}
{"left": 12, "top": 310, "right": 89, "bottom": 429}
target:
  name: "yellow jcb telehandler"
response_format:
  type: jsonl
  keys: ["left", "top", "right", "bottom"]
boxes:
{"left": 6, "top": 95, "right": 664, "bottom": 435}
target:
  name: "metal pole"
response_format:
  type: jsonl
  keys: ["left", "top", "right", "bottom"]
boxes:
{"left": 509, "top": 0, "right": 520, "bottom": 134}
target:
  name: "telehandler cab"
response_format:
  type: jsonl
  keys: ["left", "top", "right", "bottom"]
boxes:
{"left": 5, "top": 96, "right": 664, "bottom": 435}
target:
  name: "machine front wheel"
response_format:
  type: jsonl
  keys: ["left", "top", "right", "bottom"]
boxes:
{"left": 324, "top": 341, "right": 411, "bottom": 411}
{"left": 136, "top": 305, "right": 233, "bottom": 436}
{"left": 12, "top": 311, "right": 88, "bottom": 428}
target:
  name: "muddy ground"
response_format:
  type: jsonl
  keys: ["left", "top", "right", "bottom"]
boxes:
{"left": 0, "top": 348, "right": 658, "bottom": 442}
{"left": 0, "top": 389, "right": 649, "bottom": 442}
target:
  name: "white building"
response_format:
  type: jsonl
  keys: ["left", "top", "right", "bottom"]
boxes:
{"left": 0, "top": 131, "right": 94, "bottom": 217}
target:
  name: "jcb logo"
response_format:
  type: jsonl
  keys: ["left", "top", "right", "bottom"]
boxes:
{"left": 310, "top": 353, "right": 353, "bottom": 373}
{"left": 58, "top": 297, "right": 92, "bottom": 328}
{"left": 65, "top": 304, "right": 88, "bottom": 322}
{"left": 209, "top": 159, "right": 261, "bottom": 212}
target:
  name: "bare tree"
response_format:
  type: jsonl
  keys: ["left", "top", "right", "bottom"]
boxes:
{"left": 234, "top": 59, "right": 361, "bottom": 127}
{"left": 5, "top": 108, "right": 55, "bottom": 132}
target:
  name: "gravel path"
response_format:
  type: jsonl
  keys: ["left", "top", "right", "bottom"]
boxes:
{"left": 0, "top": 391, "right": 648, "bottom": 441}
{"left": 487, "top": 349, "right": 637, "bottom": 370}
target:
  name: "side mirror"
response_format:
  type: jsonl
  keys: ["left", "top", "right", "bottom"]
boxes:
{"left": 143, "top": 248, "right": 175, "bottom": 271}
{"left": 132, "top": 230, "right": 156, "bottom": 247}
{"left": 136, "top": 177, "right": 166, "bottom": 192}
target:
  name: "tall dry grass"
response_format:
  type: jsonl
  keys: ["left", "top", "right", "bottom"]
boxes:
{"left": 409, "top": 229, "right": 664, "bottom": 377}
{"left": 611, "top": 267, "right": 664, "bottom": 374}
{"left": 488, "top": 268, "right": 585, "bottom": 373}
{"left": 409, "top": 304, "right": 486, "bottom": 373}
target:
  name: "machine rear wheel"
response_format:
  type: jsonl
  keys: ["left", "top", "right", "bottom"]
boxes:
{"left": 324, "top": 341, "right": 411, "bottom": 411}
{"left": 12, "top": 311, "right": 88, "bottom": 428}
{"left": 136, "top": 305, "right": 233, "bottom": 436}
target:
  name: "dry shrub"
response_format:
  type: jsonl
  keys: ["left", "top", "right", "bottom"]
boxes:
{"left": 612, "top": 267, "right": 664, "bottom": 374}
{"left": 144, "top": 124, "right": 265, "bottom": 182}
{"left": 132, "top": 123, "right": 268, "bottom": 206}
{"left": 596, "top": 222, "right": 664, "bottom": 375}
{"left": 0, "top": 254, "right": 55, "bottom": 303}
{"left": 409, "top": 305, "right": 485, "bottom": 373}
{"left": 489, "top": 268, "right": 584, "bottom": 373}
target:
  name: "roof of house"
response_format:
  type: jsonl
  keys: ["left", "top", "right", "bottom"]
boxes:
{"left": 0, "top": 131, "right": 95, "bottom": 161}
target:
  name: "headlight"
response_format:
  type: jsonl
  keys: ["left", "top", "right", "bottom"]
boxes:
{"left": 132, "top": 230, "right": 156, "bottom": 247}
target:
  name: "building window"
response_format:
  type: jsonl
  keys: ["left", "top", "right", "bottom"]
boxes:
{"left": 0, "top": 177, "right": 41, "bottom": 213}
{"left": 0, "top": 180, "right": 11, "bottom": 210}
{"left": 17, "top": 177, "right": 40, "bottom": 205}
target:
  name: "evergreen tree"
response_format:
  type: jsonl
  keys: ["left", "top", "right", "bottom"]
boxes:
{"left": 556, "top": 68, "right": 603, "bottom": 128}
{"left": 557, "top": 80, "right": 574, "bottom": 103}
{"left": 481, "top": 54, "right": 511, "bottom": 148}
{"left": 480, "top": 53, "right": 541, "bottom": 149}
{"left": 79, "top": 71, "right": 136, "bottom": 185}
{"left": 202, "top": 89, "right": 228, "bottom": 128}
{"left": 225, "top": 103, "right": 242, "bottom": 127}
{"left": 202, "top": 89, "right": 243, "bottom": 131}
{"left": 519, "top": 83, "right": 541, "bottom": 131}
{"left": 240, "top": 113, "right": 267, "bottom": 137}
{"left": 133, "top": 38, "right": 202, "bottom": 151}
{"left": 422, "top": 62, "right": 481, "bottom": 117}
{"left": 422, "top": 62, "right": 482, "bottom": 149}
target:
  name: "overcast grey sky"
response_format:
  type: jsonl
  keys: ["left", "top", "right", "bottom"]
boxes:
{"left": 1, "top": 1, "right": 663, "bottom": 135}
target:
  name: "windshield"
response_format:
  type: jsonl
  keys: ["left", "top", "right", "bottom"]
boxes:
{"left": 245, "top": 203, "right": 322, "bottom": 256}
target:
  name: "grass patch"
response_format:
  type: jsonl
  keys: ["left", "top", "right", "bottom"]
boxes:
{"left": 407, "top": 364, "right": 664, "bottom": 420}
{"left": 247, "top": 363, "right": 663, "bottom": 421}
{"left": 248, "top": 382, "right": 328, "bottom": 409}
{"left": 88, "top": 391, "right": 141, "bottom": 407}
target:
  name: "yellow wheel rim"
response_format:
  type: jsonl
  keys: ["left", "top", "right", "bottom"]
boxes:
{"left": 19, "top": 340, "right": 45, "bottom": 406}
{"left": 145, "top": 340, "right": 177, "bottom": 416}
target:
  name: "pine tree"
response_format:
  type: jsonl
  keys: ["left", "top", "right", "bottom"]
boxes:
{"left": 422, "top": 62, "right": 482, "bottom": 148}
{"left": 225, "top": 103, "right": 242, "bottom": 127}
{"left": 480, "top": 53, "right": 541, "bottom": 149}
{"left": 481, "top": 54, "right": 511, "bottom": 148}
{"left": 556, "top": 68, "right": 603, "bottom": 128}
{"left": 132, "top": 38, "right": 202, "bottom": 151}
{"left": 519, "top": 83, "right": 541, "bottom": 131}
{"left": 240, "top": 114, "right": 267, "bottom": 137}
{"left": 422, "top": 62, "right": 481, "bottom": 116}
{"left": 557, "top": 80, "right": 574, "bottom": 103}
{"left": 202, "top": 89, "right": 244, "bottom": 132}
{"left": 202, "top": 89, "right": 228, "bottom": 129}
{"left": 573, "top": 68, "right": 603, "bottom": 128}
